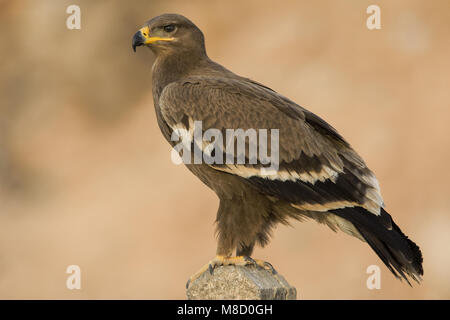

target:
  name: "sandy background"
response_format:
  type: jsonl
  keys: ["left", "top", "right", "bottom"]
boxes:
{"left": 0, "top": 0, "right": 449, "bottom": 299}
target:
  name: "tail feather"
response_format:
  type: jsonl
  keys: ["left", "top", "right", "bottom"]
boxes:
{"left": 331, "top": 207, "right": 423, "bottom": 285}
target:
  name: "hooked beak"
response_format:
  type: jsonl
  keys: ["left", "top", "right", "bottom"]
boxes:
{"left": 132, "top": 30, "right": 145, "bottom": 52}
{"left": 132, "top": 26, "right": 175, "bottom": 52}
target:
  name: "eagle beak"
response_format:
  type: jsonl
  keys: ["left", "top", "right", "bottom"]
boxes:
{"left": 132, "top": 29, "right": 145, "bottom": 52}
{"left": 132, "top": 26, "right": 175, "bottom": 52}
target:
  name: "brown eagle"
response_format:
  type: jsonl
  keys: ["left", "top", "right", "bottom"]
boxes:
{"left": 132, "top": 14, "right": 423, "bottom": 286}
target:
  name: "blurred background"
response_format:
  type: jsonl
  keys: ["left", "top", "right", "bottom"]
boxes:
{"left": 0, "top": 0, "right": 449, "bottom": 299}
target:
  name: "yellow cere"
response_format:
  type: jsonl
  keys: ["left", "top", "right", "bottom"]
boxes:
{"left": 139, "top": 26, "right": 175, "bottom": 44}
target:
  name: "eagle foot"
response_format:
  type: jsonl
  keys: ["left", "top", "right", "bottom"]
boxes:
{"left": 252, "top": 259, "right": 278, "bottom": 275}
{"left": 186, "top": 255, "right": 277, "bottom": 288}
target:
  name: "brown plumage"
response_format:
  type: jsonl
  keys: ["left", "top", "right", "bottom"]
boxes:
{"left": 132, "top": 14, "right": 423, "bottom": 285}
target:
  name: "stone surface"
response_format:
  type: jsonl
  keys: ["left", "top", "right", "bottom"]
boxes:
{"left": 186, "top": 265, "right": 297, "bottom": 300}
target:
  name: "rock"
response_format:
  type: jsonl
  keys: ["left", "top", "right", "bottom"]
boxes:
{"left": 186, "top": 265, "right": 297, "bottom": 300}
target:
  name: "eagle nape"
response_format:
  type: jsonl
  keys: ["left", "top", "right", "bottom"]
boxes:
{"left": 132, "top": 13, "right": 424, "bottom": 289}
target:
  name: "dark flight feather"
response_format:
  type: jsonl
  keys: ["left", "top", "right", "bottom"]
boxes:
{"left": 331, "top": 207, "right": 423, "bottom": 284}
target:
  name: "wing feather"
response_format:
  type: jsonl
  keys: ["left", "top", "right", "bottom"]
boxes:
{"left": 159, "top": 76, "right": 383, "bottom": 215}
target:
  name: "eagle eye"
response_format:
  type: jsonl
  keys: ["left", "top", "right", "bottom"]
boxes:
{"left": 163, "top": 24, "right": 176, "bottom": 33}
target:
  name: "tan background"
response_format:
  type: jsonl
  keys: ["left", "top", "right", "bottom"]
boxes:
{"left": 0, "top": 0, "right": 449, "bottom": 299}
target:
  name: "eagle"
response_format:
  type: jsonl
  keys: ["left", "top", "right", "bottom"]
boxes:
{"left": 132, "top": 14, "right": 423, "bottom": 287}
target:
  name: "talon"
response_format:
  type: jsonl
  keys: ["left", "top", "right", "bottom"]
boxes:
{"left": 243, "top": 256, "right": 256, "bottom": 265}
{"left": 186, "top": 279, "right": 191, "bottom": 289}
{"left": 186, "top": 255, "right": 228, "bottom": 288}
{"left": 264, "top": 261, "right": 277, "bottom": 274}
{"left": 208, "top": 263, "right": 214, "bottom": 275}
{"left": 252, "top": 259, "right": 277, "bottom": 274}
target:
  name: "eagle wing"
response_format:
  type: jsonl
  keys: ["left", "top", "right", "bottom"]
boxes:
{"left": 159, "top": 76, "right": 384, "bottom": 216}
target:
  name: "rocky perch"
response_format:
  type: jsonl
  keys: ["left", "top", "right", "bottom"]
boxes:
{"left": 186, "top": 265, "right": 297, "bottom": 300}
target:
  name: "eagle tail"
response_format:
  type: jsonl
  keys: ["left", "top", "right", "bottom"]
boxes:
{"left": 331, "top": 207, "right": 423, "bottom": 285}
